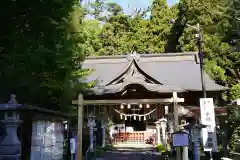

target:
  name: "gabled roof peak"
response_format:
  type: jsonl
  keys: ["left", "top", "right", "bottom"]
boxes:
{"left": 85, "top": 52, "right": 198, "bottom": 60}
{"left": 126, "top": 51, "right": 140, "bottom": 61}
{"left": 107, "top": 58, "right": 160, "bottom": 85}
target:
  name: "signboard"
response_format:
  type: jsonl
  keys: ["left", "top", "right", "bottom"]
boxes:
{"left": 200, "top": 98, "right": 218, "bottom": 152}
{"left": 172, "top": 131, "right": 189, "bottom": 147}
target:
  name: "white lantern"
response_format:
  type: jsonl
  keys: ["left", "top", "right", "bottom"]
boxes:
{"left": 146, "top": 104, "right": 150, "bottom": 108}
{"left": 139, "top": 104, "right": 142, "bottom": 108}
{"left": 144, "top": 116, "right": 146, "bottom": 121}
{"left": 134, "top": 115, "right": 136, "bottom": 120}
{"left": 125, "top": 116, "right": 127, "bottom": 120}
{"left": 120, "top": 104, "right": 124, "bottom": 109}
{"left": 165, "top": 106, "right": 168, "bottom": 114}
{"left": 160, "top": 118, "right": 167, "bottom": 129}
{"left": 128, "top": 104, "right": 131, "bottom": 109}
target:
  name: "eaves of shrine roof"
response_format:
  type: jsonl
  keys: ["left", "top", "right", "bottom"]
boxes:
{"left": 81, "top": 52, "right": 227, "bottom": 93}
{"left": 90, "top": 76, "right": 186, "bottom": 95}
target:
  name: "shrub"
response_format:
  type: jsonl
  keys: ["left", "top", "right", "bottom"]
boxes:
{"left": 156, "top": 144, "right": 166, "bottom": 152}
{"left": 230, "top": 83, "right": 240, "bottom": 100}
{"left": 95, "top": 148, "right": 105, "bottom": 157}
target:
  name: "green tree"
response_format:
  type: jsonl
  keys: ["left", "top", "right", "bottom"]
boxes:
{"left": 87, "top": 0, "right": 105, "bottom": 20}
{"left": 150, "top": 0, "right": 178, "bottom": 52}
{"left": 228, "top": 83, "right": 240, "bottom": 152}
{"left": 99, "top": 2, "right": 133, "bottom": 55}
{"left": 0, "top": 1, "right": 85, "bottom": 111}
{"left": 223, "top": 0, "right": 240, "bottom": 51}
{"left": 81, "top": 20, "right": 103, "bottom": 56}
{"left": 167, "top": 0, "right": 238, "bottom": 86}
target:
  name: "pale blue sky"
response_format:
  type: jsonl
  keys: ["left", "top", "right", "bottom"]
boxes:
{"left": 113, "top": 0, "right": 178, "bottom": 14}
{"left": 82, "top": 0, "right": 178, "bottom": 14}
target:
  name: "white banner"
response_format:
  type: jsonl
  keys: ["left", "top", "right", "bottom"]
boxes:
{"left": 200, "top": 98, "right": 218, "bottom": 152}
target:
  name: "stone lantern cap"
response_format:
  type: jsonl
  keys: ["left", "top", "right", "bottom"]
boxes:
{"left": 154, "top": 119, "right": 161, "bottom": 124}
{"left": 0, "top": 94, "right": 22, "bottom": 111}
{"left": 159, "top": 118, "right": 167, "bottom": 122}
{"left": 0, "top": 94, "right": 69, "bottom": 119}
{"left": 155, "top": 118, "right": 167, "bottom": 123}
{"left": 88, "top": 112, "right": 96, "bottom": 118}
{"left": 192, "top": 124, "right": 207, "bottom": 130}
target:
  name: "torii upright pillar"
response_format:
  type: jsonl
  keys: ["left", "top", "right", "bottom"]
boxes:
{"left": 76, "top": 93, "right": 83, "bottom": 160}
{"left": 173, "top": 92, "right": 181, "bottom": 160}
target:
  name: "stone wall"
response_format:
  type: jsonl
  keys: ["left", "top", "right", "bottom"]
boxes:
{"left": 30, "top": 120, "right": 65, "bottom": 160}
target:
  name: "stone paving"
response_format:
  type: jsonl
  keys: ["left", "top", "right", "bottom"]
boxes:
{"left": 98, "top": 151, "right": 164, "bottom": 160}
{"left": 98, "top": 143, "right": 167, "bottom": 160}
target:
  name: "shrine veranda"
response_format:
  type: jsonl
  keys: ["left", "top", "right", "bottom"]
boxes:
{"left": 73, "top": 52, "right": 227, "bottom": 156}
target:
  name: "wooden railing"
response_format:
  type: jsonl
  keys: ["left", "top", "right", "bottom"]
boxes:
{"left": 112, "top": 132, "right": 145, "bottom": 144}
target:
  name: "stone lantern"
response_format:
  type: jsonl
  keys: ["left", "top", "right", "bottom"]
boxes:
{"left": 101, "top": 116, "right": 107, "bottom": 147}
{"left": 159, "top": 117, "right": 167, "bottom": 147}
{"left": 155, "top": 119, "right": 162, "bottom": 144}
{"left": 87, "top": 112, "right": 96, "bottom": 152}
{"left": 0, "top": 94, "right": 22, "bottom": 160}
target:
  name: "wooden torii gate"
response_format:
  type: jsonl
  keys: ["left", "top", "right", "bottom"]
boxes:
{"left": 72, "top": 92, "right": 184, "bottom": 160}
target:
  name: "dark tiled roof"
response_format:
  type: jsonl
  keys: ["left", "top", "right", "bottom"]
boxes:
{"left": 82, "top": 52, "right": 226, "bottom": 95}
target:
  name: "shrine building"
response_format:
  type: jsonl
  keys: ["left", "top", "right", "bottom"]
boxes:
{"left": 81, "top": 52, "right": 226, "bottom": 145}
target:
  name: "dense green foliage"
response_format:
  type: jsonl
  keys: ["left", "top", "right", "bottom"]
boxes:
{"left": 230, "top": 84, "right": 240, "bottom": 100}
{"left": 228, "top": 83, "right": 240, "bottom": 152}
{"left": 0, "top": 0, "right": 85, "bottom": 111}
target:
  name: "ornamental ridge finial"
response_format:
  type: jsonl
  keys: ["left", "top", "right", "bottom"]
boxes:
{"left": 127, "top": 51, "right": 140, "bottom": 61}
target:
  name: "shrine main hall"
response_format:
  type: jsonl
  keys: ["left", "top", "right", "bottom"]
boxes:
{"left": 79, "top": 52, "right": 226, "bottom": 145}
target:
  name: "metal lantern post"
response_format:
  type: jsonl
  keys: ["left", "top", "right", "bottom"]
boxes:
{"left": 191, "top": 124, "right": 207, "bottom": 160}
{"left": 169, "top": 19, "right": 206, "bottom": 98}
{"left": 195, "top": 23, "right": 206, "bottom": 98}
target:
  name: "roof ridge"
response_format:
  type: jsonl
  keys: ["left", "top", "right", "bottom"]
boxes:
{"left": 85, "top": 52, "right": 198, "bottom": 60}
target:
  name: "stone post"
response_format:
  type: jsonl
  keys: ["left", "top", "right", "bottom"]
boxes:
{"left": 87, "top": 112, "right": 96, "bottom": 152}
{"left": 168, "top": 114, "right": 174, "bottom": 134}
{"left": 101, "top": 120, "right": 107, "bottom": 147}
{"left": 160, "top": 118, "right": 167, "bottom": 148}
{"left": 0, "top": 94, "right": 22, "bottom": 160}
{"left": 155, "top": 120, "right": 162, "bottom": 144}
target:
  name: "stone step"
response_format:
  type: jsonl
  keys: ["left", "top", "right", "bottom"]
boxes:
{"left": 101, "top": 150, "right": 164, "bottom": 160}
